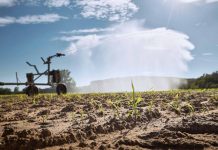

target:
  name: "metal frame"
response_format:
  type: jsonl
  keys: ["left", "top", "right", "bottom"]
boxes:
{"left": 0, "top": 53, "right": 65, "bottom": 91}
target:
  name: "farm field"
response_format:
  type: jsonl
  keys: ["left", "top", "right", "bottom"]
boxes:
{"left": 0, "top": 89, "right": 217, "bottom": 150}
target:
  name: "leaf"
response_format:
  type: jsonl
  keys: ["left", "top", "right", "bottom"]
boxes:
{"left": 136, "top": 97, "right": 142, "bottom": 105}
{"left": 131, "top": 81, "right": 135, "bottom": 102}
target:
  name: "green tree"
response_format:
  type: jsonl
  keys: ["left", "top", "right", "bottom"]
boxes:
{"left": 60, "top": 70, "right": 76, "bottom": 92}
{"left": 0, "top": 88, "right": 12, "bottom": 95}
{"left": 182, "top": 71, "right": 218, "bottom": 89}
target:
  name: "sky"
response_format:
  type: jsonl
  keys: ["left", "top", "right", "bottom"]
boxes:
{"left": 0, "top": 0, "right": 218, "bottom": 87}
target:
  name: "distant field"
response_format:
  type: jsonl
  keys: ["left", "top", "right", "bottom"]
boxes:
{"left": 0, "top": 89, "right": 218, "bottom": 149}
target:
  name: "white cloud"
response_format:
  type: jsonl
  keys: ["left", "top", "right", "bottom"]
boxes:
{"left": 74, "top": 0, "right": 138, "bottom": 22}
{"left": 65, "top": 34, "right": 102, "bottom": 54}
{"left": 202, "top": 52, "right": 213, "bottom": 56}
{"left": 178, "top": 0, "right": 201, "bottom": 3}
{"left": 206, "top": 0, "right": 218, "bottom": 3}
{"left": 0, "top": 0, "right": 71, "bottom": 7}
{"left": 61, "top": 20, "right": 194, "bottom": 81}
{"left": 60, "top": 27, "right": 115, "bottom": 34}
{"left": 0, "top": 14, "right": 67, "bottom": 27}
{"left": 16, "top": 14, "right": 67, "bottom": 24}
{"left": 44, "top": 0, "right": 70, "bottom": 7}
{"left": 0, "top": 17, "right": 15, "bottom": 26}
{"left": 178, "top": 0, "right": 218, "bottom": 3}
{"left": 21, "top": 0, "right": 41, "bottom": 6}
{"left": 0, "top": 0, "right": 17, "bottom": 7}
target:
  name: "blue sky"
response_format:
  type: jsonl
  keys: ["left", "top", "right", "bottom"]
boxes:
{"left": 0, "top": 0, "right": 218, "bottom": 86}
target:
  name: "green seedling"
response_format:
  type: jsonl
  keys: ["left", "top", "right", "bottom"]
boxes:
{"left": 99, "top": 104, "right": 104, "bottom": 114}
{"left": 147, "top": 99, "right": 154, "bottom": 112}
{"left": 107, "top": 100, "right": 121, "bottom": 118}
{"left": 184, "top": 102, "right": 195, "bottom": 114}
{"left": 169, "top": 93, "right": 181, "bottom": 114}
{"left": 90, "top": 98, "right": 97, "bottom": 108}
{"left": 42, "top": 115, "right": 48, "bottom": 124}
{"left": 79, "top": 109, "right": 86, "bottom": 124}
{"left": 32, "top": 97, "right": 36, "bottom": 105}
{"left": 202, "top": 105, "right": 209, "bottom": 114}
{"left": 128, "top": 81, "right": 142, "bottom": 124}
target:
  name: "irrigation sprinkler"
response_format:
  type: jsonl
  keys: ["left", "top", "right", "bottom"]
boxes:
{"left": 0, "top": 53, "right": 67, "bottom": 96}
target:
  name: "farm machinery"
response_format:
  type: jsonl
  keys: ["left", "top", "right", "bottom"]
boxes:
{"left": 0, "top": 53, "right": 67, "bottom": 96}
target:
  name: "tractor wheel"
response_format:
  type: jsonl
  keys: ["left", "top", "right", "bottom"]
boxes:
{"left": 56, "top": 84, "right": 67, "bottom": 95}
{"left": 26, "top": 85, "right": 39, "bottom": 96}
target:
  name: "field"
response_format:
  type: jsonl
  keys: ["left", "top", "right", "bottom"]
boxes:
{"left": 0, "top": 89, "right": 217, "bottom": 150}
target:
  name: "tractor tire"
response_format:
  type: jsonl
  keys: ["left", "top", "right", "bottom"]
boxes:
{"left": 56, "top": 84, "right": 67, "bottom": 95}
{"left": 26, "top": 85, "right": 39, "bottom": 96}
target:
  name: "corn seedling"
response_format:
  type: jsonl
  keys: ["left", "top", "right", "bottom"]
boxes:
{"left": 184, "top": 102, "right": 195, "bottom": 114}
{"left": 32, "top": 97, "right": 36, "bottom": 105}
{"left": 128, "top": 81, "right": 142, "bottom": 124}
{"left": 169, "top": 94, "right": 181, "bottom": 114}
{"left": 107, "top": 100, "right": 121, "bottom": 118}
{"left": 42, "top": 115, "right": 48, "bottom": 124}
{"left": 202, "top": 105, "right": 209, "bottom": 114}
{"left": 90, "top": 98, "right": 97, "bottom": 108}
{"left": 147, "top": 99, "right": 154, "bottom": 113}
{"left": 98, "top": 104, "right": 104, "bottom": 115}
{"left": 79, "top": 109, "right": 86, "bottom": 124}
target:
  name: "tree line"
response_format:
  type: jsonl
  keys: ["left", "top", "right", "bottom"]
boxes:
{"left": 181, "top": 71, "right": 218, "bottom": 89}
